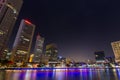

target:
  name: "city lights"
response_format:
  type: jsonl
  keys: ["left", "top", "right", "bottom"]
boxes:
{"left": 25, "top": 20, "right": 32, "bottom": 24}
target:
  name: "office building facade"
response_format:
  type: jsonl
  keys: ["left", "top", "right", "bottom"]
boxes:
{"left": 0, "top": 0, "right": 23, "bottom": 58}
{"left": 45, "top": 43, "right": 58, "bottom": 61}
{"left": 11, "top": 19, "right": 35, "bottom": 64}
{"left": 33, "top": 34, "right": 44, "bottom": 62}
{"left": 111, "top": 41, "right": 120, "bottom": 63}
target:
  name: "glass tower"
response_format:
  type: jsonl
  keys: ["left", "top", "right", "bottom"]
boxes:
{"left": 33, "top": 34, "right": 44, "bottom": 62}
{"left": 0, "top": 0, "right": 23, "bottom": 58}
{"left": 11, "top": 19, "right": 35, "bottom": 64}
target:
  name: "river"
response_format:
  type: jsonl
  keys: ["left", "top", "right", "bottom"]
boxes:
{"left": 0, "top": 68, "right": 120, "bottom": 80}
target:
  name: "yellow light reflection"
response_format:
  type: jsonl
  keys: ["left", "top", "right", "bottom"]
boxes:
{"left": 113, "top": 69, "right": 118, "bottom": 80}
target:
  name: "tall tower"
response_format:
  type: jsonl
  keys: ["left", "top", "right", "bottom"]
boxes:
{"left": 11, "top": 19, "right": 35, "bottom": 64}
{"left": 46, "top": 43, "right": 58, "bottom": 61}
{"left": 111, "top": 41, "right": 120, "bottom": 63}
{"left": 33, "top": 34, "right": 44, "bottom": 62}
{"left": 0, "top": 0, "right": 23, "bottom": 58}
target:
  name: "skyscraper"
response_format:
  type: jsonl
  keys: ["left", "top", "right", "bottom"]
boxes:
{"left": 33, "top": 34, "right": 44, "bottom": 62}
{"left": 11, "top": 19, "right": 35, "bottom": 64}
{"left": 0, "top": 0, "right": 23, "bottom": 58}
{"left": 45, "top": 43, "right": 58, "bottom": 61}
{"left": 111, "top": 41, "right": 120, "bottom": 63}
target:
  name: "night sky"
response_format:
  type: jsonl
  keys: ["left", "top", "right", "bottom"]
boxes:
{"left": 11, "top": 0, "right": 120, "bottom": 61}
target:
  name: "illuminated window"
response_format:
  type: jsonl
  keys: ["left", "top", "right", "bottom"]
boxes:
{"left": 23, "top": 37, "right": 30, "bottom": 42}
{"left": 0, "top": 30, "right": 4, "bottom": 35}
{"left": 16, "top": 50, "right": 27, "bottom": 54}
{"left": 6, "top": 3, "right": 17, "bottom": 14}
{"left": 96, "top": 55, "right": 98, "bottom": 57}
{"left": 20, "top": 36, "right": 30, "bottom": 42}
{"left": 55, "top": 50, "right": 58, "bottom": 53}
{"left": 118, "top": 43, "right": 120, "bottom": 47}
{"left": 36, "top": 49, "right": 42, "bottom": 52}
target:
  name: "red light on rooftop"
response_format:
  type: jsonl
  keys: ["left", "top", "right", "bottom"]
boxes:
{"left": 25, "top": 20, "right": 32, "bottom": 24}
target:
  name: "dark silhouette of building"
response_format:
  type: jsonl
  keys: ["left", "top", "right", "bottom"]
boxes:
{"left": 94, "top": 51, "right": 105, "bottom": 63}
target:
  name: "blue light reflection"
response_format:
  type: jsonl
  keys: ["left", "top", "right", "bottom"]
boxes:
{"left": 0, "top": 68, "right": 120, "bottom": 80}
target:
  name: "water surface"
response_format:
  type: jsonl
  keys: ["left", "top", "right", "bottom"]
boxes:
{"left": 0, "top": 68, "right": 120, "bottom": 80}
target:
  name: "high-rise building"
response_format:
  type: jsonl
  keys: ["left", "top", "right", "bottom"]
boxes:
{"left": 94, "top": 51, "right": 105, "bottom": 63}
{"left": 111, "top": 41, "right": 120, "bottom": 63}
{"left": 0, "top": 0, "right": 23, "bottom": 58}
{"left": 33, "top": 34, "right": 44, "bottom": 62}
{"left": 45, "top": 43, "right": 58, "bottom": 61}
{"left": 11, "top": 19, "right": 35, "bottom": 64}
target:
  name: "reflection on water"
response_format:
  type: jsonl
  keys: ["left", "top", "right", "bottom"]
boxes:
{"left": 0, "top": 68, "right": 120, "bottom": 80}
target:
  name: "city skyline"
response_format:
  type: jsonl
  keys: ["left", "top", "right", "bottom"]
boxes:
{"left": 9, "top": 0, "right": 120, "bottom": 61}
{"left": 1, "top": 1, "right": 120, "bottom": 80}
